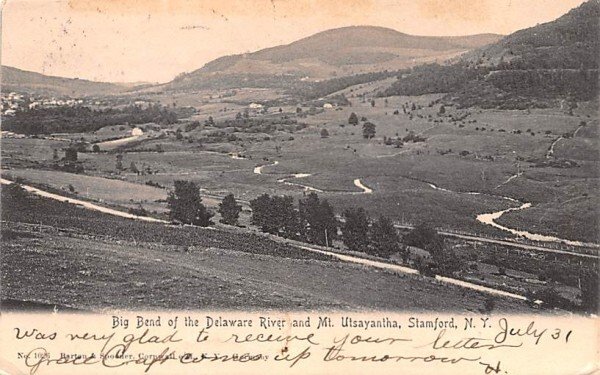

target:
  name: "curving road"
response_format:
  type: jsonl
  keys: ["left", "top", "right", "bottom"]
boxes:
{"left": 2, "top": 177, "right": 535, "bottom": 301}
{"left": 0, "top": 178, "right": 168, "bottom": 223}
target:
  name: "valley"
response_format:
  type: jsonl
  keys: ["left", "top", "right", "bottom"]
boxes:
{"left": 1, "top": 0, "right": 598, "bottom": 314}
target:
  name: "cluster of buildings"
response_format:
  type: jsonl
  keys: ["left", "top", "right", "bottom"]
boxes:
{"left": 1, "top": 92, "right": 85, "bottom": 116}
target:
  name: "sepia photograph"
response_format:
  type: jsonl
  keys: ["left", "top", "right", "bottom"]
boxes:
{"left": 1, "top": 0, "right": 598, "bottom": 318}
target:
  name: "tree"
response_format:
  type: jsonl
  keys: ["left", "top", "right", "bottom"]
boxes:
{"left": 250, "top": 194, "right": 299, "bottom": 237}
{"left": 92, "top": 144, "right": 100, "bottom": 152}
{"left": 130, "top": 161, "right": 139, "bottom": 174}
{"left": 271, "top": 195, "right": 300, "bottom": 238}
{"left": 206, "top": 116, "right": 215, "bottom": 126}
{"left": 370, "top": 99, "right": 376, "bottom": 107}
{"left": 370, "top": 215, "right": 401, "bottom": 257}
{"left": 218, "top": 193, "right": 242, "bottom": 225}
{"left": 3, "top": 182, "right": 30, "bottom": 209}
{"left": 348, "top": 112, "right": 359, "bottom": 126}
{"left": 405, "top": 222, "right": 460, "bottom": 276}
{"left": 579, "top": 269, "right": 598, "bottom": 313}
{"left": 362, "top": 122, "right": 376, "bottom": 139}
{"left": 250, "top": 194, "right": 276, "bottom": 233}
{"left": 53, "top": 148, "right": 59, "bottom": 160}
{"left": 341, "top": 207, "right": 370, "bottom": 252}
{"left": 167, "top": 180, "right": 213, "bottom": 226}
{"left": 438, "top": 105, "right": 446, "bottom": 115}
{"left": 404, "top": 222, "right": 442, "bottom": 250}
{"left": 298, "top": 193, "right": 338, "bottom": 246}
{"left": 115, "top": 154, "right": 123, "bottom": 170}
{"left": 320, "top": 128, "right": 329, "bottom": 138}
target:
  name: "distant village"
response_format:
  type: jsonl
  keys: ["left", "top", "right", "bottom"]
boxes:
{"left": 0, "top": 92, "right": 87, "bottom": 116}
{"left": 0, "top": 92, "right": 151, "bottom": 117}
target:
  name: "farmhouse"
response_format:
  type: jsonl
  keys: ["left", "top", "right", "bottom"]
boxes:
{"left": 131, "top": 127, "right": 144, "bottom": 136}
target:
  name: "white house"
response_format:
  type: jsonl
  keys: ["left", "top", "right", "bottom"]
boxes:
{"left": 131, "top": 127, "right": 144, "bottom": 136}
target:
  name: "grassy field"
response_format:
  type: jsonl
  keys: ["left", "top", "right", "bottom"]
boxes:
{"left": 2, "top": 92, "right": 598, "bottom": 242}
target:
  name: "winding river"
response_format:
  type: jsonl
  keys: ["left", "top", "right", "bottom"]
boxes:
{"left": 254, "top": 160, "right": 373, "bottom": 195}
{"left": 277, "top": 173, "right": 324, "bottom": 193}
{"left": 253, "top": 159, "right": 594, "bottom": 247}
{"left": 427, "top": 180, "right": 593, "bottom": 247}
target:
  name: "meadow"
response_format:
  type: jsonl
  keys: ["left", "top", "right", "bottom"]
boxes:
{"left": 2, "top": 88, "right": 598, "bottom": 242}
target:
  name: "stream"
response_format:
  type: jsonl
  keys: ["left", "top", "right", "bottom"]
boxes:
{"left": 253, "top": 159, "right": 592, "bottom": 247}
{"left": 427, "top": 180, "right": 591, "bottom": 247}
{"left": 253, "top": 160, "right": 373, "bottom": 195}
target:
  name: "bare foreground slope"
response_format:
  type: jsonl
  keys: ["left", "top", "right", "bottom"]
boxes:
{"left": 1, "top": 187, "right": 536, "bottom": 313}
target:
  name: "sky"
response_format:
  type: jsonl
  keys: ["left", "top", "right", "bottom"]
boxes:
{"left": 0, "top": 0, "right": 588, "bottom": 83}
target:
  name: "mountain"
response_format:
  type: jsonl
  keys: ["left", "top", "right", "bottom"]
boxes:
{"left": 1, "top": 66, "right": 128, "bottom": 97}
{"left": 466, "top": 0, "right": 599, "bottom": 69}
{"left": 381, "top": 0, "right": 599, "bottom": 107}
{"left": 165, "top": 26, "right": 502, "bottom": 91}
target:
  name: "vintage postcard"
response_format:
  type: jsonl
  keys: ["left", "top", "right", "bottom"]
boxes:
{"left": 0, "top": 0, "right": 598, "bottom": 374}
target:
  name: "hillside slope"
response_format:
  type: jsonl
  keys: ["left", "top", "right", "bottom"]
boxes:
{"left": 381, "top": 0, "right": 599, "bottom": 106}
{"left": 1, "top": 66, "right": 126, "bottom": 97}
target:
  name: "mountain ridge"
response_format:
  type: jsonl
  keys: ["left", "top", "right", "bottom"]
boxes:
{"left": 167, "top": 26, "right": 503, "bottom": 90}
{"left": 0, "top": 65, "right": 130, "bottom": 97}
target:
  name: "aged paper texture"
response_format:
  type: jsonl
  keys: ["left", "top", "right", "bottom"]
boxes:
{"left": 1, "top": 0, "right": 598, "bottom": 374}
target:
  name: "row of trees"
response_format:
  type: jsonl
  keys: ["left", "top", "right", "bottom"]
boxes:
{"left": 248, "top": 192, "right": 462, "bottom": 275}
{"left": 167, "top": 180, "right": 241, "bottom": 227}
{"left": 166, "top": 182, "right": 340, "bottom": 249}
{"left": 249, "top": 192, "right": 418, "bottom": 260}
{"left": 250, "top": 192, "right": 337, "bottom": 246}
{"left": 166, "top": 183, "right": 453, "bottom": 272}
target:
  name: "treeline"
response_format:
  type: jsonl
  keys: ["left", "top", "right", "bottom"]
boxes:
{"left": 290, "top": 70, "right": 402, "bottom": 100}
{"left": 380, "top": 63, "right": 488, "bottom": 98}
{"left": 169, "top": 73, "right": 300, "bottom": 91}
{"left": 486, "top": 69, "right": 598, "bottom": 100}
{"left": 2, "top": 104, "right": 180, "bottom": 135}
{"left": 166, "top": 182, "right": 458, "bottom": 276}
{"left": 248, "top": 191, "right": 461, "bottom": 276}
{"left": 170, "top": 70, "right": 402, "bottom": 100}
{"left": 216, "top": 115, "right": 298, "bottom": 132}
{"left": 381, "top": 63, "right": 598, "bottom": 107}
